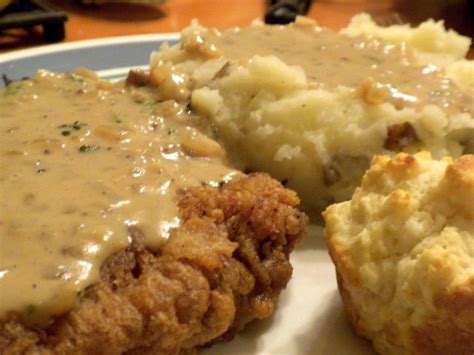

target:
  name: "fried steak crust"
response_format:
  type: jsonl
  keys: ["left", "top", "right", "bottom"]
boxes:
{"left": 0, "top": 174, "right": 307, "bottom": 354}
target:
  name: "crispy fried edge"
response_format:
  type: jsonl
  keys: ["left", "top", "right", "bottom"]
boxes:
{"left": 0, "top": 173, "right": 307, "bottom": 355}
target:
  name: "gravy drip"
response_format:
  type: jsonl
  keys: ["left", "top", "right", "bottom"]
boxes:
{"left": 0, "top": 71, "right": 237, "bottom": 323}
{"left": 212, "top": 25, "right": 472, "bottom": 114}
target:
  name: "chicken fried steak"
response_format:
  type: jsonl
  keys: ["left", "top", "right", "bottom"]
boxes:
{"left": 1, "top": 174, "right": 306, "bottom": 354}
{"left": 1, "top": 64, "right": 306, "bottom": 355}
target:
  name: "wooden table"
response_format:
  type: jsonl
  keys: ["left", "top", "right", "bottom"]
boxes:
{"left": 1, "top": 0, "right": 473, "bottom": 58}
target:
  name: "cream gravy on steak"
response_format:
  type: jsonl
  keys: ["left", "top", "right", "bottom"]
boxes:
{"left": 208, "top": 24, "right": 472, "bottom": 114}
{"left": 0, "top": 70, "right": 237, "bottom": 324}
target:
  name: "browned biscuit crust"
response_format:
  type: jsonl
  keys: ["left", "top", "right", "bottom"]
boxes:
{"left": 324, "top": 153, "right": 474, "bottom": 355}
{"left": 0, "top": 173, "right": 307, "bottom": 354}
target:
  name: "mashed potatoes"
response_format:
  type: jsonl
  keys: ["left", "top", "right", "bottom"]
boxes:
{"left": 323, "top": 152, "right": 474, "bottom": 354}
{"left": 150, "top": 14, "right": 473, "bottom": 215}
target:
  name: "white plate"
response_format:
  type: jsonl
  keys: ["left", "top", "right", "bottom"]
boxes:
{"left": 0, "top": 37, "right": 374, "bottom": 355}
{"left": 202, "top": 225, "right": 374, "bottom": 355}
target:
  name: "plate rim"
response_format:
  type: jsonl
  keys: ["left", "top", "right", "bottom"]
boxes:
{"left": 0, "top": 33, "right": 180, "bottom": 64}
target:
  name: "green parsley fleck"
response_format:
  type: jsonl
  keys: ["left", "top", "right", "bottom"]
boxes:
{"left": 26, "top": 304, "right": 37, "bottom": 315}
{"left": 4, "top": 84, "right": 22, "bottom": 96}
{"left": 79, "top": 144, "right": 100, "bottom": 153}
{"left": 69, "top": 75, "right": 85, "bottom": 83}
{"left": 72, "top": 121, "right": 86, "bottom": 130}
{"left": 144, "top": 101, "right": 158, "bottom": 112}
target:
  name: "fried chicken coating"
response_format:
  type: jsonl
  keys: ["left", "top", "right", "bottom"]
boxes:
{"left": 0, "top": 173, "right": 307, "bottom": 354}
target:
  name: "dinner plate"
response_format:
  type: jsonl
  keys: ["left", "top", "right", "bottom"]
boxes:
{"left": 0, "top": 36, "right": 375, "bottom": 355}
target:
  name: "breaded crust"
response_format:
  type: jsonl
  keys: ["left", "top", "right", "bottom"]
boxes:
{"left": 0, "top": 173, "right": 307, "bottom": 354}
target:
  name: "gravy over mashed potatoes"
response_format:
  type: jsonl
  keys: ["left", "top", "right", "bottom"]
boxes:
{"left": 151, "top": 14, "right": 473, "bottom": 214}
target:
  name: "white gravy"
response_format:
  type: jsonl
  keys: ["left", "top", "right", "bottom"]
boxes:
{"left": 0, "top": 70, "right": 237, "bottom": 324}
{"left": 210, "top": 24, "right": 472, "bottom": 114}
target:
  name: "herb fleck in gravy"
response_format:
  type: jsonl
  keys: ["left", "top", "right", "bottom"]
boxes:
{"left": 0, "top": 70, "right": 237, "bottom": 324}
{"left": 1, "top": 20, "right": 472, "bottom": 326}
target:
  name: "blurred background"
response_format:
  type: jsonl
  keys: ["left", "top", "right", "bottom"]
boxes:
{"left": 0, "top": 0, "right": 473, "bottom": 55}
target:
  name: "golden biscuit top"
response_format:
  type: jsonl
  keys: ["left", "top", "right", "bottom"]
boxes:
{"left": 324, "top": 152, "right": 474, "bottom": 346}
{"left": 361, "top": 152, "right": 474, "bottom": 219}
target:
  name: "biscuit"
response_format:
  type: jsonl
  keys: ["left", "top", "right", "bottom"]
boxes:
{"left": 324, "top": 152, "right": 474, "bottom": 354}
